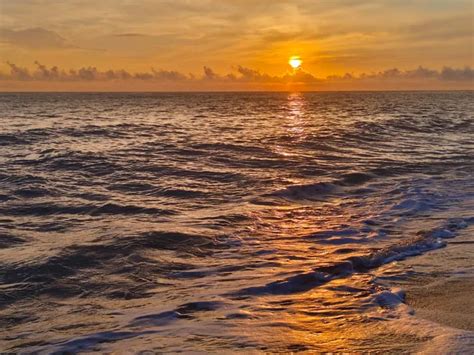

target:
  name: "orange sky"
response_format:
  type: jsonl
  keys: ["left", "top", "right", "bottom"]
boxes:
{"left": 0, "top": 0, "right": 473, "bottom": 91}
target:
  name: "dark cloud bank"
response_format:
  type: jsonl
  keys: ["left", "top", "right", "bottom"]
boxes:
{"left": 2, "top": 62, "right": 473, "bottom": 84}
{"left": 0, "top": 62, "right": 474, "bottom": 90}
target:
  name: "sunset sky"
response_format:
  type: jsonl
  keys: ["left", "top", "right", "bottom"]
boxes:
{"left": 0, "top": 0, "right": 473, "bottom": 90}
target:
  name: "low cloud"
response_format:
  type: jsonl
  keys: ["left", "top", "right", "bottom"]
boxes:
{"left": 439, "top": 66, "right": 474, "bottom": 81}
{"left": 0, "top": 61, "right": 194, "bottom": 82}
{"left": 327, "top": 66, "right": 474, "bottom": 82}
{"left": 0, "top": 62, "right": 472, "bottom": 88}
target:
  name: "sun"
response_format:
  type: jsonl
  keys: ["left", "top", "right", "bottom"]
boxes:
{"left": 289, "top": 56, "right": 302, "bottom": 69}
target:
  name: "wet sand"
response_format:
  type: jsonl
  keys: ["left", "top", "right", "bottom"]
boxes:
{"left": 406, "top": 277, "right": 474, "bottom": 332}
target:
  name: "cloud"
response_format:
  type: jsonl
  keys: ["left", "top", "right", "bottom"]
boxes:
{"left": 203, "top": 66, "right": 218, "bottom": 80}
{"left": 0, "top": 62, "right": 472, "bottom": 87}
{"left": 328, "top": 66, "right": 474, "bottom": 82}
{"left": 151, "top": 69, "right": 190, "bottom": 81}
{"left": 2, "top": 62, "right": 31, "bottom": 80}
{"left": 1, "top": 1, "right": 472, "bottom": 76}
{"left": 440, "top": 66, "right": 474, "bottom": 81}
{"left": 400, "top": 15, "right": 474, "bottom": 42}
{"left": 0, "top": 27, "right": 75, "bottom": 49}
{"left": 113, "top": 33, "right": 148, "bottom": 37}
{"left": 0, "top": 61, "right": 195, "bottom": 82}
{"left": 235, "top": 66, "right": 279, "bottom": 82}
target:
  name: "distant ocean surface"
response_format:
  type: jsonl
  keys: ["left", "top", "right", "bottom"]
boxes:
{"left": 0, "top": 92, "right": 473, "bottom": 352}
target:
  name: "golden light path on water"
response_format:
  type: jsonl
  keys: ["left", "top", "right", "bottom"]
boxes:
{"left": 193, "top": 93, "right": 395, "bottom": 351}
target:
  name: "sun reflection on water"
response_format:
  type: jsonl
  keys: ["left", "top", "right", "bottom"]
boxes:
{"left": 286, "top": 92, "right": 308, "bottom": 139}
{"left": 272, "top": 92, "right": 310, "bottom": 159}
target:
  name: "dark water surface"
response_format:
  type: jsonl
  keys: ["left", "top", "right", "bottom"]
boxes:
{"left": 0, "top": 92, "right": 473, "bottom": 352}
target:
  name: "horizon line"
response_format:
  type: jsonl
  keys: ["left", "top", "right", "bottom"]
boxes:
{"left": 1, "top": 89, "right": 473, "bottom": 94}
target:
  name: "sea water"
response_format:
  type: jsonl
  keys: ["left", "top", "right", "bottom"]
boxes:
{"left": 0, "top": 92, "right": 473, "bottom": 352}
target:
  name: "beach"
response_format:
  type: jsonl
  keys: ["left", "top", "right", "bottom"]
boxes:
{"left": 408, "top": 277, "right": 474, "bottom": 331}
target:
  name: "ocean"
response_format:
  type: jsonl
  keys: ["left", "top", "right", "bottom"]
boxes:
{"left": 0, "top": 91, "right": 473, "bottom": 352}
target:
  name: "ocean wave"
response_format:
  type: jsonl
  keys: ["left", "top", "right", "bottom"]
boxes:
{"left": 0, "top": 134, "right": 29, "bottom": 146}
{"left": 0, "top": 232, "right": 27, "bottom": 249}
{"left": 231, "top": 218, "right": 469, "bottom": 297}
{"left": 266, "top": 181, "right": 338, "bottom": 200}
{"left": 0, "top": 231, "right": 218, "bottom": 306}
{"left": 13, "top": 187, "right": 52, "bottom": 198}
{"left": 0, "top": 202, "right": 176, "bottom": 217}
{"left": 265, "top": 171, "right": 376, "bottom": 200}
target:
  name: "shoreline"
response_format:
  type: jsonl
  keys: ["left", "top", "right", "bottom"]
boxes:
{"left": 396, "top": 224, "right": 474, "bottom": 332}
